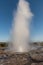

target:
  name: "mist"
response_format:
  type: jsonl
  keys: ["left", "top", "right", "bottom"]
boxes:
{"left": 9, "top": 0, "right": 33, "bottom": 52}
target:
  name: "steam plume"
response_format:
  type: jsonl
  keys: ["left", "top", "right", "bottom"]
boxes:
{"left": 9, "top": 0, "right": 33, "bottom": 52}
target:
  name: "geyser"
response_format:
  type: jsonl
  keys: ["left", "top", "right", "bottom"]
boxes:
{"left": 9, "top": 0, "right": 33, "bottom": 52}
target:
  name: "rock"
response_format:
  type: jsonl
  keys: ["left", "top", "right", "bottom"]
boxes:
{"left": 31, "top": 63, "right": 38, "bottom": 65}
{"left": 31, "top": 62, "right": 43, "bottom": 65}
{"left": 30, "top": 49, "right": 43, "bottom": 62}
{"left": 38, "top": 62, "right": 43, "bottom": 65}
{"left": 31, "top": 54, "right": 43, "bottom": 61}
{"left": 0, "top": 48, "right": 43, "bottom": 65}
{"left": 0, "top": 51, "right": 31, "bottom": 65}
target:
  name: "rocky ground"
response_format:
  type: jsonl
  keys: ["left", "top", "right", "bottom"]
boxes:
{"left": 0, "top": 47, "right": 43, "bottom": 65}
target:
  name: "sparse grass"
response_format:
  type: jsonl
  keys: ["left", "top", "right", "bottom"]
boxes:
{"left": 0, "top": 42, "right": 8, "bottom": 47}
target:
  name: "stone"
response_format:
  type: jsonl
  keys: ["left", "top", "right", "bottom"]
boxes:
{"left": 31, "top": 62, "right": 43, "bottom": 65}
{"left": 29, "top": 49, "right": 43, "bottom": 62}
{"left": 31, "top": 63, "right": 38, "bottom": 65}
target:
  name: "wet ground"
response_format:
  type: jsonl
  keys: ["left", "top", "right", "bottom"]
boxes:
{"left": 0, "top": 47, "right": 43, "bottom": 65}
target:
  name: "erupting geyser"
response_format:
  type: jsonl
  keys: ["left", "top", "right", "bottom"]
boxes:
{"left": 9, "top": 0, "right": 33, "bottom": 52}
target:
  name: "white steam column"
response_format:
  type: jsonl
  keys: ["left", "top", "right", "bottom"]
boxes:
{"left": 9, "top": 0, "right": 33, "bottom": 52}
